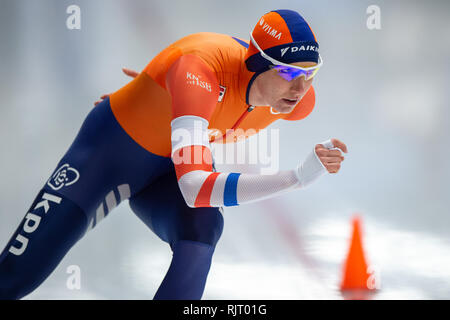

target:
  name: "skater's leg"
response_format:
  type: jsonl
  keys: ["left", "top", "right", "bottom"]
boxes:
{"left": 129, "top": 168, "right": 224, "bottom": 300}
{"left": 0, "top": 189, "right": 88, "bottom": 299}
{"left": 0, "top": 98, "right": 172, "bottom": 299}
{"left": 155, "top": 239, "right": 216, "bottom": 300}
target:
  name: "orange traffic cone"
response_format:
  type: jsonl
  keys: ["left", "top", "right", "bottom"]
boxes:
{"left": 340, "top": 215, "right": 373, "bottom": 292}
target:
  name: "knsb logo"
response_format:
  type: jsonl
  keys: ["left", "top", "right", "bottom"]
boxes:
{"left": 9, "top": 192, "right": 62, "bottom": 256}
{"left": 280, "top": 45, "right": 318, "bottom": 57}
{"left": 186, "top": 72, "right": 212, "bottom": 92}
{"left": 47, "top": 163, "right": 80, "bottom": 191}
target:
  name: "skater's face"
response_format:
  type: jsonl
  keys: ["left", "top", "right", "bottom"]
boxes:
{"left": 251, "top": 61, "right": 316, "bottom": 114}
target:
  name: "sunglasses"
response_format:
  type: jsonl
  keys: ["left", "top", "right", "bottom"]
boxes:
{"left": 250, "top": 33, "right": 323, "bottom": 81}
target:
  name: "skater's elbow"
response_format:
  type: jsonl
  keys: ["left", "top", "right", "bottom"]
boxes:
{"left": 176, "top": 170, "right": 213, "bottom": 208}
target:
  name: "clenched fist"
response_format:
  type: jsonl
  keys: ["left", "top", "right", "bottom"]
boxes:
{"left": 296, "top": 138, "right": 348, "bottom": 189}
{"left": 315, "top": 138, "right": 348, "bottom": 174}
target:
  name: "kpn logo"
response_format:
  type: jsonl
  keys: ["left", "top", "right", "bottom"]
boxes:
{"left": 186, "top": 72, "right": 212, "bottom": 92}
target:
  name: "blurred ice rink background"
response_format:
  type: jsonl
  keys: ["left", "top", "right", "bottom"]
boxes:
{"left": 1, "top": 0, "right": 449, "bottom": 299}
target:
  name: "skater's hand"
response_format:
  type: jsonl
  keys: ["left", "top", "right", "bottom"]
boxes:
{"left": 314, "top": 138, "right": 348, "bottom": 174}
{"left": 94, "top": 67, "right": 140, "bottom": 106}
{"left": 121, "top": 67, "right": 139, "bottom": 78}
{"left": 94, "top": 93, "right": 110, "bottom": 106}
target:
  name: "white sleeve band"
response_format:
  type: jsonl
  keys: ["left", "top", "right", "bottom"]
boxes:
{"left": 171, "top": 115, "right": 211, "bottom": 157}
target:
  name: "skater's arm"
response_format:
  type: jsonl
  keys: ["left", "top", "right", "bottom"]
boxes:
{"left": 166, "top": 55, "right": 347, "bottom": 208}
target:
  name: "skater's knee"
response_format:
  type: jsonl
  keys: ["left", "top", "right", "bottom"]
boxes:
{"left": 179, "top": 207, "right": 224, "bottom": 247}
